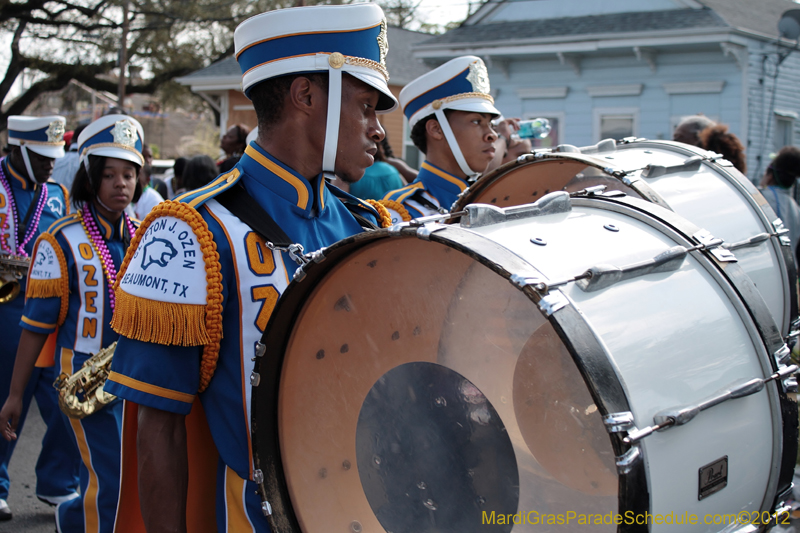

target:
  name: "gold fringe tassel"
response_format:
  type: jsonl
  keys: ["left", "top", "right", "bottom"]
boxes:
{"left": 111, "top": 201, "right": 223, "bottom": 393}
{"left": 26, "top": 278, "right": 63, "bottom": 299}
{"left": 377, "top": 199, "right": 412, "bottom": 222}
{"left": 365, "top": 199, "right": 394, "bottom": 228}
{"left": 26, "top": 233, "right": 70, "bottom": 326}
{"left": 112, "top": 288, "right": 209, "bottom": 346}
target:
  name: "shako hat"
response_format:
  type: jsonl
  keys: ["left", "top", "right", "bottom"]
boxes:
{"left": 7, "top": 115, "right": 66, "bottom": 159}
{"left": 77, "top": 114, "right": 145, "bottom": 168}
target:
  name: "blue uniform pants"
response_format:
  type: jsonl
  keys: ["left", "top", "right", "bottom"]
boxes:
{"left": 56, "top": 399, "right": 122, "bottom": 533}
{"left": 0, "top": 306, "right": 80, "bottom": 501}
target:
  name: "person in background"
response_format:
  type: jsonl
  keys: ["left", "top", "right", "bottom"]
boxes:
{"left": 349, "top": 137, "right": 405, "bottom": 200}
{"left": 698, "top": 123, "right": 747, "bottom": 174}
{"left": 0, "top": 114, "right": 144, "bottom": 533}
{"left": 52, "top": 124, "right": 87, "bottom": 191}
{"left": 181, "top": 155, "right": 219, "bottom": 192}
{"left": 218, "top": 123, "right": 251, "bottom": 174}
{"left": 0, "top": 115, "right": 80, "bottom": 522}
{"left": 485, "top": 117, "right": 533, "bottom": 174}
{"left": 381, "top": 56, "right": 499, "bottom": 222}
{"left": 166, "top": 157, "right": 188, "bottom": 198}
{"left": 131, "top": 158, "right": 163, "bottom": 220}
{"left": 760, "top": 146, "right": 800, "bottom": 259}
{"left": 673, "top": 114, "right": 715, "bottom": 147}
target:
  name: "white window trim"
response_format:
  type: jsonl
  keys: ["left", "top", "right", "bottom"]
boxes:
{"left": 594, "top": 107, "right": 639, "bottom": 143}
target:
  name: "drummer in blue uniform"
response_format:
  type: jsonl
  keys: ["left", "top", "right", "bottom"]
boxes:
{"left": 103, "top": 4, "right": 396, "bottom": 531}
{"left": 0, "top": 115, "right": 80, "bottom": 521}
{"left": 381, "top": 56, "right": 500, "bottom": 222}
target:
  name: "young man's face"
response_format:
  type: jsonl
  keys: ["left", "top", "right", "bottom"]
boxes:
{"left": 334, "top": 75, "right": 386, "bottom": 183}
{"left": 15, "top": 148, "right": 55, "bottom": 183}
{"left": 448, "top": 110, "right": 497, "bottom": 174}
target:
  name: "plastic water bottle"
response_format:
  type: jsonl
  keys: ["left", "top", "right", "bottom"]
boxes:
{"left": 512, "top": 118, "right": 551, "bottom": 141}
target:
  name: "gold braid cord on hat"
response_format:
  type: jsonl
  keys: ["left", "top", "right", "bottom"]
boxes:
{"left": 343, "top": 55, "right": 389, "bottom": 82}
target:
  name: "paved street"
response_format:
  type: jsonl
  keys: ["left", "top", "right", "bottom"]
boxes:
{"left": 1, "top": 401, "right": 59, "bottom": 533}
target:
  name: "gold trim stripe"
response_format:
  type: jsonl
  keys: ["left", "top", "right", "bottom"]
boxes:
{"left": 108, "top": 371, "right": 196, "bottom": 404}
{"left": 244, "top": 145, "right": 309, "bottom": 209}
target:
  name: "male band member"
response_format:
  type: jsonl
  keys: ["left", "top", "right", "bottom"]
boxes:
{"left": 104, "top": 4, "right": 396, "bottom": 532}
{"left": 381, "top": 56, "right": 500, "bottom": 222}
{"left": 0, "top": 116, "right": 80, "bottom": 521}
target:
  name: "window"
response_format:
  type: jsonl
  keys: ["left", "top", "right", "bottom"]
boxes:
{"left": 402, "top": 116, "right": 421, "bottom": 170}
{"left": 775, "top": 115, "right": 795, "bottom": 152}
{"left": 593, "top": 108, "right": 639, "bottom": 143}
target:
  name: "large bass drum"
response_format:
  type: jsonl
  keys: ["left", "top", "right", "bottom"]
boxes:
{"left": 252, "top": 193, "right": 797, "bottom": 533}
{"left": 452, "top": 139, "right": 797, "bottom": 336}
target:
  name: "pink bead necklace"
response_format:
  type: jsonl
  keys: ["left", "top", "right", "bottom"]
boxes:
{"left": 79, "top": 204, "right": 136, "bottom": 311}
{"left": 0, "top": 158, "right": 49, "bottom": 257}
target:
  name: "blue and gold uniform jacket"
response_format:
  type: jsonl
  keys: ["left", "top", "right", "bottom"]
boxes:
{"left": 21, "top": 207, "right": 136, "bottom": 369}
{"left": 106, "top": 142, "right": 381, "bottom": 484}
{"left": 0, "top": 157, "right": 70, "bottom": 347}
{"left": 381, "top": 160, "right": 468, "bottom": 223}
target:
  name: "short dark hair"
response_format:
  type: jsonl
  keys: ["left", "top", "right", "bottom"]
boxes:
{"left": 182, "top": 155, "right": 219, "bottom": 192}
{"left": 250, "top": 73, "right": 329, "bottom": 132}
{"left": 410, "top": 115, "right": 435, "bottom": 154}
{"left": 770, "top": 146, "right": 800, "bottom": 188}
{"left": 409, "top": 110, "right": 456, "bottom": 155}
{"left": 71, "top": 155, "right": 142, "bottom": 208}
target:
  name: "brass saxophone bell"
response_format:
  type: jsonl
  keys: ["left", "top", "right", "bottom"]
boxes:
{"left": 0, "top": 253, "right": 30, "bottom": 304}
{"left": 0, "top": 271, "right": 21, "bottom": 304}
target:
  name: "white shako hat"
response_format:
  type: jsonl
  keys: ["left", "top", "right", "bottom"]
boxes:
{"left": 7, "top": 115, "right": 66, "bottom": 182}
{"left": 8, "top": 115, "right": 66, "bottom": 159}
{"left": 400, "top": 56, "right": 500, "bottom": 178}
{"left": 77, "top": 114, "right": 145, "bottom": 169}
{"left": 234, "top": 3, "right": 398, "bottom": 176}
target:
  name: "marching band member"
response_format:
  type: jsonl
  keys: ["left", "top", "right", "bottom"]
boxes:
{"left": 104, "top": 4, "right": 395, "bottom": 531}
{"left": 0, "top": 114, "right": 145, "bottom": 532}
{"left": 381, "top": 56, "right": 500, "bottom": 222}
{"left": 0, "top": 115, "right": 79, "bottom": 521}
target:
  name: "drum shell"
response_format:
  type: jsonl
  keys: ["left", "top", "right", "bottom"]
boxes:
{"left": 252, "top": 194, "right": 795, "bottom": 533}
{"left": 454, "top": 140, "right": 798, "bottom": 337}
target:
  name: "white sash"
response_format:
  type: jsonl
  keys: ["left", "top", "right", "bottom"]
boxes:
{"left": 61, "top": 223, "right": 105, "bottom": 354}
{"left": 204, "top": 199, "right": 291, "bottom": 447}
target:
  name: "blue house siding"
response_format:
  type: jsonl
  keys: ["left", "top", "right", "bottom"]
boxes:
{"left": 486, "top": 48, "right": 743, "bottom": 148}
{"left": 746, "top": 39, "right": 800, "bottom": 181}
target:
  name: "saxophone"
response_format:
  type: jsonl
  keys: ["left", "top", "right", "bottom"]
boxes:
{"left": 0, "top": 253, "right": 30, "bottom": 304}
{"left": 55, "top": 342, "right": 117, "bottom": 419}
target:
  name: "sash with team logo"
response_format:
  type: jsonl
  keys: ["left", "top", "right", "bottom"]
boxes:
{"left": 29, "top": 224, "right": 108, "bottom": 354}
{"left": 112, "top": 201, "right": 223, "bottom": 391}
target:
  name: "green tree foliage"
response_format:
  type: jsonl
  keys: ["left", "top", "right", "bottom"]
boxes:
{"left": 0, "top": 0, "right": 307, "bottom": 131}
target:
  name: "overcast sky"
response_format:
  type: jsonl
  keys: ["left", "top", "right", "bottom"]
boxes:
{"left": 415, "top": 0, "right": 474, "bottom": 28}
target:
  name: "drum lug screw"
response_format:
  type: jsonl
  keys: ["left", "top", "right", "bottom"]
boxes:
{"left": 530, "top": 237, "right": 547, "bottom": 246}
{"left": 253, "top": 469, "right": 264, "bottom": 483}
{"left": 604, "top": 224, "right": 619, "bottom": 232}
{"left": 255, "top": 342, "right": 266, "bottom": 358}
{"left": 615, "top": 446, "right": 641, "bottom": 474}
{"left": 250, "top": 372, "right": 261, "bottom": 387}
{"left": 261, "top": 500, "right": 272, "bottom": 516}
{"left": 603, "top": 411, "right": 635, "bottom": 433}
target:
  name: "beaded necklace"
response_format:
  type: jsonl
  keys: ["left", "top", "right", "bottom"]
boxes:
{"left": 79, "top": 204, "right": 136, "bottom": 311}
{"left": 0, "top": 158, "right": 49, "bottom": 257}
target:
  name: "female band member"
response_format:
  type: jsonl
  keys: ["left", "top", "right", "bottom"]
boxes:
{"left": 0, "top": 114, "right": 144, "bottom": 533}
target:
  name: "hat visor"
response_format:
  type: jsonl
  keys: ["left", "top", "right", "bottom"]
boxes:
{"left": 443, "top": 98, "right": 500, "bottom": 117}
{"left": 348, "top": 71, "right": 398, "bottom": 113}
{"left": 24, "top": 144, "right": 65, "bottom": 159}
{"left": 86, "top": 147, "right": 144, "bottom": 168}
